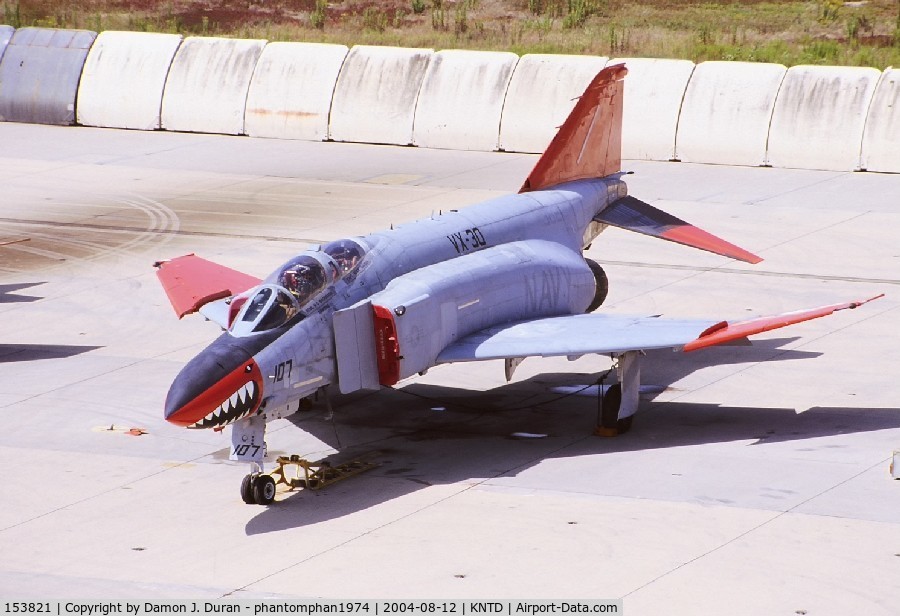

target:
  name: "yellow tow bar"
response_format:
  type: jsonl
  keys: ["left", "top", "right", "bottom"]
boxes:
{"left": 269, "top": 455, "right": 378, "bottom": 491}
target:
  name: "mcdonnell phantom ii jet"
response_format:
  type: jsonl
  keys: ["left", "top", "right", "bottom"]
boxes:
{"left": 156, "top": 64, "right": 881, "bottom": 505}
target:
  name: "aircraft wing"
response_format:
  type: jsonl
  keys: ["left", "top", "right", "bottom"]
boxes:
{"left": 436, "top": 296, "right": 881, "bottom": 363}
{"left": 154, "top": 254, "right": 261, "bottom": 319}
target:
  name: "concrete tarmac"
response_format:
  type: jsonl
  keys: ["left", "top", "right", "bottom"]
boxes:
{"left": 1, "top": 123, "right": 899, "bottom": 613}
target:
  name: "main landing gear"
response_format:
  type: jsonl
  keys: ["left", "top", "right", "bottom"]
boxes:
{"left": 594, "top": 350, "right": 641, "bottom": 437}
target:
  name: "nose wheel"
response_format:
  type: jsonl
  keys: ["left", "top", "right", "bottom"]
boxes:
{"left": 240, "top": 473, "right": 276, "bottom": 505}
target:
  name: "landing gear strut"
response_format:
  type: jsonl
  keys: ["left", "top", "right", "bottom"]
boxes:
{"left": 595, "top": 350, "right": 641, "bottom": 437}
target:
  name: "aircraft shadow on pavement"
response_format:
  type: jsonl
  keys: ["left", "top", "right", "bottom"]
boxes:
{"left": 0, "top": 283, "right": 102, "bottom": 361}
{"left": 0, "top": 282, "right": 45, "bottom": 304}
{"left": 0, "top": 343, "right": 102, "bottom": 363}
{"left": 246, "top": 337, "right": 900, "bottom": 534}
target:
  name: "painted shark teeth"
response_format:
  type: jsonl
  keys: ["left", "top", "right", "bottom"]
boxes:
{"left": 189, "top": 380, "right": 259, "bottom": 429}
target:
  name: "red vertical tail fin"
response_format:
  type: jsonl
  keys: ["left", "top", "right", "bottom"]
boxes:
{"left": 520, "top": 63, "right": 626, "bottom": 193}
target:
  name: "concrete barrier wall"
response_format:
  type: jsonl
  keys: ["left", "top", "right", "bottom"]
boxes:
{"left": 860, "top": 68, "right": 900, "bottom": 173}
{"left": 414, "top": 49, "right": 519, "bottom": 151}
{"left": 244, "top": 42, "right": 348, "bottom": 141}
{"left": 76, "top": 31, "right": 183, "bottom": 130}
{"left": 612, "top": 57, "right": 694, "bottom": 161}
{"left": 329, "top": 45, "right": 432, "bottom": 146}
{"left": 499, "top": 53, "right": 608, "bottom": 154}
{"left": 0, "top": 27, "right": 96, "bottom": 125}
{"left": 675, "top": 61, "right": 786, "bottom": 167}
{"left": 0, "top": 25, "right": 12, "bottom": 61}
{"left": 3, "top": 27, "right": 900, "bottom": 174}
{"left": 161, "top": 36, "right": 266, "bottom": 135}
{"left": 767, "top": 65, "right": 880, "bottom": 171}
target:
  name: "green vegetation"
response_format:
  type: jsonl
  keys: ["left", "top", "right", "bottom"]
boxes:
{"left": 3, "top": 0, "right": 900, "bottom": 67}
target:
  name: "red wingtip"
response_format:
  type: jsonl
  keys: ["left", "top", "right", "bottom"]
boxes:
{"left": 683, "top": 294, "right": 884, "bottom": 352}
{"left": 155, "top": 254, "right": 261, "bottom": 318}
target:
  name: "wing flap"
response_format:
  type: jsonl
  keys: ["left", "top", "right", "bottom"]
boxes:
{"left": 154, "top": 254, "right": 261, "bottom": 318}
{"left": 595, "top": 195, "right": 762, "bottom": 264}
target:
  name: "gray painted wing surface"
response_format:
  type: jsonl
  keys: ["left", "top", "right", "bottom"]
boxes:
{"left": 436, "top": 313, "right": 718, "bottom": 362}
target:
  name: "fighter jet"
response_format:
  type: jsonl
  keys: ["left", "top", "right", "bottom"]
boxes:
{"left": 156, "top": 64, "right": 880, "bottom": 505}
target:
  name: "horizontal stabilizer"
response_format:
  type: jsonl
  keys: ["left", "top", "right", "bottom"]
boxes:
{"left": 595, "top": 196, "right": 762, "bottom": 264}
{"left": 154, "top": 254, "right": 261, "bottom": 318}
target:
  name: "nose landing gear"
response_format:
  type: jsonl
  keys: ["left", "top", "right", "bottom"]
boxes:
{"left": 239, "top": 456, "right": 379, "bottom": 505}
{"left": 240, "top": 472, "right": 277, "bottom": 505}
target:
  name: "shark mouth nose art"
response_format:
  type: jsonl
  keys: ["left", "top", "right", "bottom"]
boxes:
{"left": 189, "top": 378, "right": 261, "bottom": 429}
{"left": 165, "top": 341, "right": 265, "bottom": 429}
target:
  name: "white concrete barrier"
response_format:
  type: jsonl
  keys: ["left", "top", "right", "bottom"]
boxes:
{"left": 0, "top": 25, "right": 12, "bottom": 60}
{"left": 861, "top": 68, "right": 900, "bottom": 173}
{"left": 244, "top": 42, "right": 348, "bottom": 141}
{"left": 161, "top": 36, "right": 266, "bottom": 135}
{"left": 767, "top": 65, "right": 880, "bottom": 171}
{"left": 611, "top": 57, "right": 694, "bottom": 161}
{"left": 414, "top": 49, "right": 519, "bottom": 151}
{"left": 499, "top": 53, "right": 608, "bottom": 154}
{"left": 675, "top": 61, "right": 786, "bottom": 167}
{"left": 76, "top": 31, "right": 183, "bottom": 130}
{"left": 329, "top": 45, "right": 432, "bottom": 146}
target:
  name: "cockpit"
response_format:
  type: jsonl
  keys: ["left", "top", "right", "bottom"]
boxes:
{"left": 228, "top": 285, "right": 300, "bottom": 337}
{"left": 227, "top": 238, "right": 368, "bottom": 337}
{"left": 323, "top": 238, "right": 366, "bottom": 277}
{"left": 277, "top": 256, "right": 329, "bottom": 305}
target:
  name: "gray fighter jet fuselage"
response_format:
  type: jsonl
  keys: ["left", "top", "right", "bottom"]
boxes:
{"left": 163, "top": 177, "right": 621, "bottom": 430}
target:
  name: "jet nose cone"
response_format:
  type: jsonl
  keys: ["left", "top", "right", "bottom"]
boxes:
{"left": 165, "top": 338, "right": 264, "bottom": 429}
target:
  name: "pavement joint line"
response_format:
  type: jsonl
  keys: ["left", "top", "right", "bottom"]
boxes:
{"left": 744, "top": 170, "right": 853, "bottom": 206}
{"left": 752, "top": 210, "right": 872, "bottom": 251}
{"left": 621, "top": 453, "right": 892, "bottom": 599}
{"left": 751, "top": 209, "right": 871, "bottom": 254}
{"left": 645, "top": 298, "right": 897, "bottom": 413}
{"left": 602, "top": 259, "right": 900, "bottom": 286}
{"left": 0, "top": 452, "right": 215, "bottom": 535}
{"left": 228, "top": 432, "right": 595, "bottom": 599}
{"left": 226, "top": 480, "right": 489, "bottom": 598}
{"left": 0, "top": 338, "right": 206, "bottom": 411}
{"left": 0, "top": 216, "right": 323, "bottom": 244}
{"left": 427, "top": 151, "right": 533, "bottom": 186}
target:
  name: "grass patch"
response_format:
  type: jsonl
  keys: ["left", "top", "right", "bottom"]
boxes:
{"left": 2, "top": 0, "right": 900, "bottom": 67}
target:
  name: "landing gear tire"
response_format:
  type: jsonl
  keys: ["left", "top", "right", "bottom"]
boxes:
{"left": 240, "top": 474, "right": 256, "bottom": 504}
{"left": 597, "top": 383, "right": 634, "bottom": 436}
{"left": 600, "top": 383, "right": 622, "bottom": 429}
{"left": 252, "top": 474, "right": 277, "bottom": 505}
{"left": 585, "top": 259, "right": 609, "bottom": 313}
